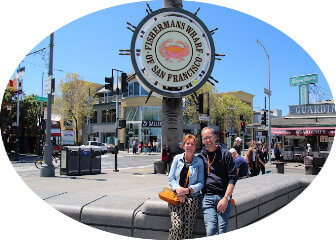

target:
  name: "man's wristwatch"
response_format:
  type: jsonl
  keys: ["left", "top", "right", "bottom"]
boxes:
{"left": 225, "top": 195, "right": 231, "bottom": 201}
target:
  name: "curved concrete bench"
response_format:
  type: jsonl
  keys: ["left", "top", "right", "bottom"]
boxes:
{"left": 36, "top": 174, "right": 314, "bottom": 239}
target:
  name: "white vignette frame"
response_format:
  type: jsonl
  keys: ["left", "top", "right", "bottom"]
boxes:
{"left": 0, "top": 0, "right": 335, "bottom": 240}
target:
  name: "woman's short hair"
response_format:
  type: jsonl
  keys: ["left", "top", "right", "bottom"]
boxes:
{"left": 182, "top": 134, "right": 198, "bottom": 147}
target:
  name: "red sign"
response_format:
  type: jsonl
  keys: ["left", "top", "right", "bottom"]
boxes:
{"left": 271, "top": 127, "right": 335, "bottom": 136}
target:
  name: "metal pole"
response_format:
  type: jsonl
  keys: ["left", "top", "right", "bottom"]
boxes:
{"left": 39, "top": 72, "right": 44, "bottom": 156}
{"left": 88, "top": 87, "right": 91, "bottom": 141}
{"left": 41, "top": 33, "right": 55, "bottom": 177}
{"left": 15, "top": 81, "right": 20, "bottom": 161}
{"left": 113, "top": 69, "right": 121, "bottom": 172}
{"left": 257, "top": 39, "right": 272, "bottom": 164}
{"left": 161, "top": 0, "right": 184, "bottom": 156}
{"left": 14, "top": 66, "right": 25, "bottom": 161}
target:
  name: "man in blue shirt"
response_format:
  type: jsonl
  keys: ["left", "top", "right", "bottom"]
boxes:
{"left": 199, "top": 127, "right": 237, "bottom": 236}
{"left": 229, "top": 148, "right": 249, "bottom": 178}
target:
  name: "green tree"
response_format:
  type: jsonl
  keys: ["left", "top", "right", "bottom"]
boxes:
{"left": 183, "top": 82, "right": 219, "bottom": 125}
{"left": 183, "top": 84, "right": 253, "bottom": 136}
{"left": 1, "top": 84, "right": 43, "bottom": 152}
{"left": 54, "top": 73, "right": 98, "bottom": 145}
{"left": 216, "top": 95, "right": 253, "bottom": 134}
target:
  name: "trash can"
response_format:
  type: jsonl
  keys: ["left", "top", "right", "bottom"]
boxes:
{"left": 313, "top": 157, "right": 325, "bottom": 175}
{"left": 79, "top": 147, "right": 91, "bottom": 175}
{"left": 275, "top": 162, "right": 285, "bottom": 174}
{"left": 91, "top": 147, "right": 101, "bottom": 174}
{"left": 60, "top": 146, "right": 80, "bottom": 176}
{"left": 154, "top": 160, "right": 166, "bottom": 174}
{"left": 304, "top": 156, "right": 313, "bottom": 175}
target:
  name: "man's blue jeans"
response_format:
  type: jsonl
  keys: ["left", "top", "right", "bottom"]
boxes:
{"left": 201, "top": 194, "right": 232, "bottom": 236}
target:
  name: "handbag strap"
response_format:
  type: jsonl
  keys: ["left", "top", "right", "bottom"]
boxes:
{"left": 183, "top": 169, "right": 190, "bottom": 188}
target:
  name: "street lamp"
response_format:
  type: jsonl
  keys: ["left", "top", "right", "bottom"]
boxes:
{"left": 257, "top": 39, "right": 272, "bottom": 164}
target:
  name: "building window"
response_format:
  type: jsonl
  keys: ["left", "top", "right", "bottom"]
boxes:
{"left": 90, "top": 111, "right": 97, "bottom": 123}
{"left": 102, "top": 109, "right": 116, "bottom": 123}
{"left": 134, "top": 82, "right": 139, "bottom": 96}
{"left": 141, "top": 86, "right": 148, "bottom": 96}
{"left": 142, "top": 106, "right": 161, "bottom": 121}
{"left": 125, "top": 81, "right": 148, "bottom": 98}
{"left": 125, "top": 107, "right": 140, "bottom": 121}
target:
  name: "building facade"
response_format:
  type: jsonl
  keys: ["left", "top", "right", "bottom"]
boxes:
{"left": 271, "top": 101, "right": 335, "bottom": 159}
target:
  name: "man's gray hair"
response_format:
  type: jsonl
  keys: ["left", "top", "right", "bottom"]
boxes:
{"left": 201, "top": 127, "right": 215, "bottom": 136}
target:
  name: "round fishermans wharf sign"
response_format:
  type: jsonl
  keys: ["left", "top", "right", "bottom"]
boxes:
{"left": 130, "top": 8, "right": 215, "bottom": 98}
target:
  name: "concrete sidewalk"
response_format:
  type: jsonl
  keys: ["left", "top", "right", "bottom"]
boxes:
{"left": 23, "top": 165, "right": 168, "bottom": 200}
{"left": 21, "top": 161, "right": 306, "bottom": 201}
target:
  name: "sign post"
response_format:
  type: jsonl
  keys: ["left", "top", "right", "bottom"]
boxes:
{"left": 290, "top": 73, "right": 318, "bottom": 106}
{"left": 127, "top": 1, "right": 218, "bottom": 155}
{"left": 34, "top": 96, "right": 48, "bottom": 102}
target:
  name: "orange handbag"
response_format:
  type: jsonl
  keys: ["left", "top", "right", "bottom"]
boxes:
{"left": 158, "top": 169, "right": 189, "bottom": 206}
{"left": 158, "top": 187, "right": 180, "bottom": 206}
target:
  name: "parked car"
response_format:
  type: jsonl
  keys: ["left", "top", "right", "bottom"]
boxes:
{"left": 81, "top": 141, "right": 108, "bottom": 155}
{"left": 103, "top": 143, "right": 115, "bottom": 154}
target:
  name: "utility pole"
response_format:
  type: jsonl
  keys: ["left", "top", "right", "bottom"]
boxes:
{"left": 40, "top": 33, "right": 55, "bottom": 177}
{"left": 14, "top": 66, "right": 25, "bottom": 161}
{"left": 88, "top": 87, "right": 91, "bottom": 141}
{"left": 257, "top": 39, "right": 272, "bottom": 164}
{"left": 114, "top": 71, "right": 120, "bottom": 172}
{"left": 161, "top": 0, "right": 184, "bottom": 156}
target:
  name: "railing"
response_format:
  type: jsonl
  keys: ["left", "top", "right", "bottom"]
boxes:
{"left": 96, "top": 96, "right": 121, "bottom": 104}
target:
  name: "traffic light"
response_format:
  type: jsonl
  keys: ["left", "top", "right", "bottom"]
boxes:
{"left": 261, "top": 111, "right": 267, "bottom": 125}
{"left": 105, "top": 77, "right": 114, "bottom": 91}
{"left": 121, "top": 72, "right": 128, "bottom": 94}
{"left": 241, "top": 121, "right": 246, "bottom": 131}
{"left": 129, "top": 123, "right": 134, "bottom": 132}
{"left": 198, "top": 93, "right": 204, "bottom": 114}
{"left": 119, "top": 119, "right": 126, "bottom": 128}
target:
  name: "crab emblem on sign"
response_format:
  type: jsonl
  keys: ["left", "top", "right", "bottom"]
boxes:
{"left": 124, "top": 7, "right": 222, "bottom": 98}
{"left": 159, "top": 39, "right": 190, "bottom": 62}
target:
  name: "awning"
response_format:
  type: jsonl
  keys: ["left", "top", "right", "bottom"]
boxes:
{"left": 271, "top": 127, "right": 335, "bottom": 136}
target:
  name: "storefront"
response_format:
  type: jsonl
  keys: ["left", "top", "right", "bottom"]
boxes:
{"left": 120, "top": 79, "right": 163, "bottom": 151}
{"left": 270, "top": 102, "right": 336, "bottom": 159}
{"left": 122, "top": 106, "right": 162, "bottom": 152}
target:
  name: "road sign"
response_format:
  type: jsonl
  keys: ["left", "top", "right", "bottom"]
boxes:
{"left": 199, "top": 114, "right": 210, "bottom": 121}
{"left": 264, "top": 88, "right": 272, "bottom": 96}
{"left": 34, "top": 96, "right": 48, "bottom": 102}
{"left": 290, "top": 74, "right": 318, "bottom": 86}
{"left": 45, "top": 76, "right": 52, "bottom": 94}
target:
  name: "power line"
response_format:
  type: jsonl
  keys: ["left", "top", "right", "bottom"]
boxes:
{"left": 21, "top": 60, "right": 102, "bottom": 83}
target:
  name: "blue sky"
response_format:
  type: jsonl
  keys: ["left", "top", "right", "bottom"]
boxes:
{"left": 10, "top": 0, "right": 332, "bottom": 115}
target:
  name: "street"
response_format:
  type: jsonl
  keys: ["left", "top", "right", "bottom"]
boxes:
{"left": 9, "top": 151, "right": 308, "bottom": 181}
{"left": 9, "top": 152, "right": 162, "bottom": 178}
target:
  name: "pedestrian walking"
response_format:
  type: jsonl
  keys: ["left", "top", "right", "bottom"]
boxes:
{"left": 132, "top": 141, "right": 137, "bottom": 155}
{"left": 246, "top": 140, "right": 257, "bottom": 177}
{"left": 263, "top": 144, "right": 269, "bottom": 162}
{"left": 162, "top": 145, "right": 171, "bottom": 175}
{"left": 229, "top": 148, "right": 249, "bottom": 179}
{"left": 233, "top": 137, "right": 242, "bottom": 156}
{"left": 148, "top": 141, "right": 152, "bottom": 154}
{"left": 138, "top": 142, "right": 142, "bottom": 154}
{"left": 167, "top": 134, "right": 204, "bottom": 240}
{"left": 199, "top": 127, "right": 237, "bottom": 236}
{"left": 307, "top": 143, "right": 313, "bottom": 156}
{"left": 256, "top": 142, "right": 266, "bottom": 175}
{"left": 274, "top": 144, "right": 282, "bottom": 162}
